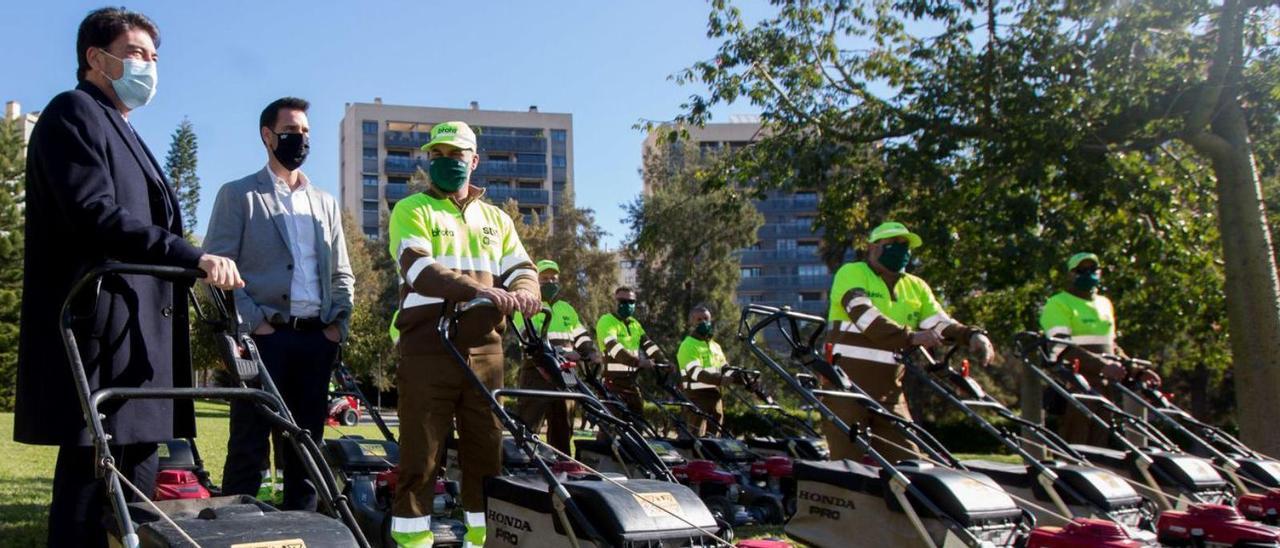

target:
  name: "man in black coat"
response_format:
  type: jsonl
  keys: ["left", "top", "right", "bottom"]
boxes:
{"left": 12, "top": 8, "right": 242, "bottom": 547}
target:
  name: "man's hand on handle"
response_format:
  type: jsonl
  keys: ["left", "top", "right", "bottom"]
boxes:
{"left": 511, "top": 289, "right": 542, "bottom": 317}
{"left": 969, "top": 333, "right": 995, "bottom": 366}
{"left": 476, "top": 287, "right": 519, "bottom": 315}
{"left": 198, "top": 254, "right": 244, "bottom": 290}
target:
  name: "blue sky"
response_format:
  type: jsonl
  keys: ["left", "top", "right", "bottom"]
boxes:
{"left": 1, "top": 1, "right": 760, "bottom": 248}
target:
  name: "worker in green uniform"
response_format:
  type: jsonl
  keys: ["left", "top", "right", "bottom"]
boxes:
{"left": 387, "top": 121, "right": 541, "bottom": 547}
{"left": 1040, "top": 252, "right": 1160, "bottom": 445}
{"left": 676, "top": 304, "right": 738, "bottom": 436}
{"left": 825, "top": 221, "right": 994, "bottom": 461}
{"left": 512, "top": 259, "right": 601, "bottom": 454}
{"left": 595, "top": 286, "right": 667, "bottom": 415}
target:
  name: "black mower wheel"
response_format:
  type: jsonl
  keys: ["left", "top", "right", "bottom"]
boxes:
{"left": 703, "top": 495, "right": 736, "bottom": 525}
{"left": 750, "top": 497, "right": 786, "bottom": 524}
{"left": 340, "top": 409, "right": 359, "bottom": 426}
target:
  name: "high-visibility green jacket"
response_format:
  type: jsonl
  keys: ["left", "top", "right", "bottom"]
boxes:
{"left": 677, "top": 335, "right": 728, "bottom": 391}
{"left": 513, "top": 299, "right": 595, "bottom": 356}
{"left": 595, "top": 313, "right": 665, "bottom": 378}
{"left": 825, "top": 261, "right": 977, "bottom": 366}
{"left": 387, "top": 186, "right": 539, "bottom": 354}
{"left": 1040, "top": 292, "right": 1116, "bottom": 350}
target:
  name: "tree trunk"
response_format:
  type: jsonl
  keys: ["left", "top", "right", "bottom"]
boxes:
{"left": 1188, "top": 100, "right": 1280, "bottom": 456}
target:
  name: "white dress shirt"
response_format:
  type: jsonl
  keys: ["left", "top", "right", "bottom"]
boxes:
{"left": 271, "top": 167, "right": 322, "bottom": 318}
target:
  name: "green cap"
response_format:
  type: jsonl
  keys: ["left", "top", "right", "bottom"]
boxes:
{"left": 869, "top": 221, "right": 922, "bottom": 249}
{"left": 1067, "top": 252, "right": 1099, "bottom": 270}
{"left": 422, "top": 121, "right": 477, "bottom": 151}
{"left": 536, "top": 259, "right": 560, "bottom": 273}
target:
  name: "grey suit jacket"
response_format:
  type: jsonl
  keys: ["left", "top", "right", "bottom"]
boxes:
{"left": 204, "top": 167, "right": 355, "bottom": 339}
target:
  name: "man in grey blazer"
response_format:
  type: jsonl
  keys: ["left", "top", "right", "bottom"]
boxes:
{"left": 204, "top": 96, "right": 354, "bottom": 511}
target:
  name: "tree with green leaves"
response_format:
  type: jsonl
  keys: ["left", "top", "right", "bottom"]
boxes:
{"left": 0, "top": 116, "right": 25, "bottom": 410}
{"left": 503, "top": 195, "right": 620, "bottom": 324}
{"left": 666, "top": 0, "right": 1277, "bottom": 448}
{"left": 343, "top": 213, "right": 399, "bottom": 391}
{"left": 625, "top": 141, "right": 764, "bottom": 357}
{"left": 165, "top": 118, "right": 200, "bottom": 238}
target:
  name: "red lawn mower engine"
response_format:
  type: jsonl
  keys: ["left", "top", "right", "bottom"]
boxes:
{"left": 374, "top": 467, "right": 460, "bottom": 516}
{"left": 672, "top": 459, "right": 753, "bottom": 525}
{"left": 1239, "top": 489, "right": 1280, "bottom": 526}
{"left": 327, "top": 394, "right": 361, "bottom": 427}
{"left": 1157, "top": 503, "right": 1280, "bottom": 546}
{"left": 1026, "top": 518, "right": 1146, "bottom": 548}
{"left": 154, "top": 439, "right": 212, "bottom": 501}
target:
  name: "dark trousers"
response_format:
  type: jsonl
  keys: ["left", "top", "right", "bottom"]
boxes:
{"left": 49, "top": 443, "right": 158, "bottom": 548}
{"left": 222, "top": 326, "right": 337, "bottom": 511}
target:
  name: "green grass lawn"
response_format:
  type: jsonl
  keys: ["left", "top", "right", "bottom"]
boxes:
{"left": 1, "top": 401, "right": 1023, "bottom": 547}
{"left": 0, "top": 400, "right": 390, "bottom": 548}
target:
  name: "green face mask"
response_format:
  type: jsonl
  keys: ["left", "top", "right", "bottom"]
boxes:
{"left": 1073, "top": 270, "right": 1101, "bottom": 292}
{"left": 540, "top": 282, "right": 561, "bottom": 302}
{"left": 616, "top": 301, "right": 636, "bottom": 319}
{"left": 428, "top": 156, "right": 470, "bottom": 192}
{"left": 877, "top": 243, "right": 912, "bottom": 273}
{"left": 694, "top": 320, "right": 714, "bottom": 338}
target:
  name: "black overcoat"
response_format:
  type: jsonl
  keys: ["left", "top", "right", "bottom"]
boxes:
{"left": 14, "top": 81, "right": 204, "bottom": 446}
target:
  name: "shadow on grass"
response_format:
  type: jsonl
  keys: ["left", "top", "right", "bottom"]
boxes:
{"left": 0, "top": 477, "right": 51, "bottom": 548}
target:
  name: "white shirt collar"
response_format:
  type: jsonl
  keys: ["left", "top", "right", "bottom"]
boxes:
{"left": 268, "top": 165, "right": 310, "bottom": 193}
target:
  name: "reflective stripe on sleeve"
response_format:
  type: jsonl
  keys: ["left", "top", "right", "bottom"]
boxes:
{"left": 403, "top": 293, "right": 445, "bottom": 309}
{"left": 405, "top": 256, "right": 436, "bottom": 285}
{"left": 829, "top": 344, "right": 898, "bottom": 365}
{"left": 1072, "top": 334, "right": 1113, "bottom": 346}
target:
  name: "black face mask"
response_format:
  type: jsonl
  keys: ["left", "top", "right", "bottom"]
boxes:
{"left": 271, "top": 131, "right": 309, "bottom": 171}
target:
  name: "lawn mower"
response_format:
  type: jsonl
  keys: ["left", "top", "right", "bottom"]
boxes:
{"left": 901, "top": 345, "right": 1159, "bottom": 540}
{"left": 641, "top": 364, "right": 790, "bottom": 525}
{"left": 718, "top": 366, "right": 830, "bottom": 461}
{"left": 64, "top": 263, "right": 367, "bottom": 547}
{"left": 1017, "top": 333, "right": 1280, "bottom": 545}
{"left": 1109, "top": 356, "right": 1280, "bottom": 526}
{"left": 439, "top": 297, "right": 728, "bottom": 547}
{"left": 739, "top": 304, "right": 1039, "bottom": 547}
{"left": 322, "top": 357, "right": 467, "bottom": 546}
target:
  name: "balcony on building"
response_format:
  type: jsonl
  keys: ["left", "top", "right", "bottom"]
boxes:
{"left": 385, "top": 182, "right": 410, "bottom": 200}
{"left": 483, "top": 185, "right": 551, "bottom": 205}
{"left": 737, "top": 274, "right": 831, "bottom": 291}
{"left": 384, "top": 130, "right": 433, "bottom": 150}
{"left": 475, "top": 160, "right": 547, "bottom": 179}
{"left": 736, "top": 248, "right": 823, "bottom": 264}
{"left": 754, "top": 193, "right": 820, "bottom": 212}
{"left": 385, "top": 156, "right": 430, "bottom": 176}
{"left": 478, "top": 134, "right": 547, "bottom": 154}
{"left": 757, "top": 222, "right": 823, "bottom": 239}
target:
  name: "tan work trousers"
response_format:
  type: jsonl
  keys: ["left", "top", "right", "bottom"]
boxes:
{"left": 393, "top": 351, "right": 503, "bottom": 516}
{"left": 822, "top": 359, "right": 920, "bottom": 462}
{"left": 685, "top": 388, "right": 724, "bottom": 438}
{"left": 514, "top": 359, "right": 574, "bottom": 455}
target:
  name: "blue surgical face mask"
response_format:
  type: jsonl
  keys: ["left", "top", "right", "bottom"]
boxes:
{"left": 98, "top": 49, "right": 157, "bottom": 110}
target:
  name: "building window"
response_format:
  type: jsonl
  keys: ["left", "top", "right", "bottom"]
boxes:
{"left": 517, "top": 153, "right": 544, "bottom": 164}
{"left": 776, "top": 239, "right": 797, "bottom": 251}
{"left": 363, "top": 147, "right": 377, "bottom": 162}
{"left": 551, "top": 129, "right": 567, "bottom": 142}
{"left": 748, "top": 294, "right": 767, "bottom": 303}
{"left": 363, "top": 227, "right": 379, "bottom": 239}
{"left": 740, "top": 267, "right": 762, "bottom": 278}
{"left": 363, "top": 176, "right": 379, "bottom": 186}
{"left": 798, "top": 264, "right": 827, "bottom": 277}
{"left": 362, "top": 120, "right": 378, "bottom": 134}
{"left": 797, "top": 239, "right": 820, "bottom": 249}
{"left": 798, "top": 291, "right": 823, "bottom": 302}
{"left": 552, "top": 154, "right": 566, "bottom": 168}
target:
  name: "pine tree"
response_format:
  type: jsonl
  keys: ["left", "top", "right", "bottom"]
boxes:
{"left": 0, "top": 117, "right": 27, "bottom": 410}
{"left": 165, "top": 118, "right": 200, "bottom": 237}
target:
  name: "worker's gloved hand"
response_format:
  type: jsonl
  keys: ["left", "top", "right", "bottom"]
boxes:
{"left": 909, "top": 329, "right": 944, "bottom": 348}
{"left": 1101, "top": 357, "right": 1127, "bottom": 381}
{"left": 588, "top": 351, "right": 604, "bottom": 366}
{"left": 637, "top": 355, "right": 654, "bottom": 369}
{"left": 718, "top": 368, "right": 736, "bottom": 386}
{"left": 563, "top": 351, "right": 582, "bottom": 362}
{"left": 969, "top": 333, "right": 995, "bottom": 366}
{"left": 1137, "top": 368, "right": 1162, "bottom": 387}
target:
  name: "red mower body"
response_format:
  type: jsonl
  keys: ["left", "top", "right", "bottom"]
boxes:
{"left": 1025, "top": 518, "right": 1144, "bottom": 548}
{"left": 672, "top": 459, "right": 737, "bottom": 485}
{"left": 1157, "top": 503, "right": 1280, "bottom": 546}
{"left": 734, "top": 540, "right": 791, "bottom": 548}
{"left": 326, "top": 395, "right": 360, "bottom": 426}
{"left": 153, "top": 469, "right": 211, "bottom": 500}
{"left": 1239, "top": 489, "right": 1280, "bottom": 524}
